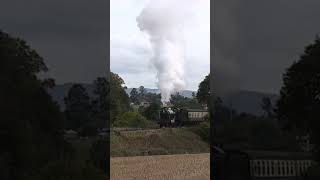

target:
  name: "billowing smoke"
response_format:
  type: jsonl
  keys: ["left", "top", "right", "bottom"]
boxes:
{"left": 137, "top": 0, "right": 196, "bottom": 104}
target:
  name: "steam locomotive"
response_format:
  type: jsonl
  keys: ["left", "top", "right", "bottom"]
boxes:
{"left": 158, "top": 107, "right": 209, "bottom": 127}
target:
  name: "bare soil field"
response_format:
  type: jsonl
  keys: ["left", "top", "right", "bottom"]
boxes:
{"left": 110, "top": 153, "right": 210, "bottom": 180}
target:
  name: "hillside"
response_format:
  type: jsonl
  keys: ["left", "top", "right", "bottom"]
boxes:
{"left": 110, "top": 128, "right": 209, "bottom": 157}
{"left": 221, "top": 90, "right": 279, "bottom": 116}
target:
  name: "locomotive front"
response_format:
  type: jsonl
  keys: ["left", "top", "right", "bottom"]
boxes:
{"left": 158, "top": 106, "right": 209, "bottom": 127}
{"left": 158, "top": 106, "right": 178, "bottom": 127}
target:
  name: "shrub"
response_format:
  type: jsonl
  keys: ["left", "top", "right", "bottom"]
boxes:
{"left": 190, "top": 122, "right": 210, "bottom": 143}
{"left": 113, "top": 112, "right": 157, "bottom": 128}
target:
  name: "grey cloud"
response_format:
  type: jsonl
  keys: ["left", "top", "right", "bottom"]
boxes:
{"left": 1, "top": 0, "right": 109, "bottom": 84}
{"left": 213, "top": 0, "right": 320, "bottom": 94}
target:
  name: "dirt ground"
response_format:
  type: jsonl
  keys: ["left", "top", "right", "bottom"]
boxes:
{"left": 110, "top": 153, "right": 210, "bottom": 180}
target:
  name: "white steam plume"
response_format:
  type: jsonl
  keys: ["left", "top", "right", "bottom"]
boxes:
{"left": 137, "top": 0, "right": 196, "bottom": 104}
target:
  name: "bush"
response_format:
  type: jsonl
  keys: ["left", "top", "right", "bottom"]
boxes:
{"left": 190, "top": 122, "right": 210, "bottom": 143}
{"left": 140, "top": 102, "right": 161, "bottom": 121}
{"left": 113, "top": 112, "right": 157, "bottom": 128}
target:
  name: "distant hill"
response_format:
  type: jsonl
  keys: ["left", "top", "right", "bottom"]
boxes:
{"left": 125, "top": 88, "right": 195, "bottom": 98}
{"left": 49, "top": 84, "right": 279, "bottom": 115}
{"left": 220, "top": 90, "right": 279, "bottom": 116}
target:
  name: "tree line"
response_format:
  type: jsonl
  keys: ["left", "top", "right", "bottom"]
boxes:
{"left": 108, "top": 71, "right": 210, "bottom": 129}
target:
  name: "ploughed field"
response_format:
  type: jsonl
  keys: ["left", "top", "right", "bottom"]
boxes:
{"left": 110, "top": 153, "right": 210, "bottom": 180}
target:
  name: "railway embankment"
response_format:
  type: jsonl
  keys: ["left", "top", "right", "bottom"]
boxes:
{"left": 110, "top": 128, "right": 210, "bottom": 157}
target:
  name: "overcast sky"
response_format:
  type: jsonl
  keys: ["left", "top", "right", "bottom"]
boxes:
{"left": 0, "top": 0, "right": 109, "bottom": 84}
{"left": 213, "top": 0, "right": 320, "bottom": 94}
{"left": 1, "top": 0, "right": 320, "bottom": 93}
{"left": 111, "top": 0, "right": 210, "bottom": 91}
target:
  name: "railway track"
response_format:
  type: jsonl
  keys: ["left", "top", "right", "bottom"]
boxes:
{"left": 111, "top": 127, "right": 161, "bottom": 132}
{"left": 109, "top": 127, "right": 189, "bottom": 132}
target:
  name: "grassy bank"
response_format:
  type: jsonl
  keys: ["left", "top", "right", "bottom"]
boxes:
{"left": 110, "top": 128, "right": 210, "bottom": 157}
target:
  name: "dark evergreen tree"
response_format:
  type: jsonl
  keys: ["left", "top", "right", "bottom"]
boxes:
{"left": 92, "top": 77, "right": 108, "bottom": 128}
{"left": 109, "top": 72, "right": 130, "bottom": 125}
{"left": 138, "top": 86, "right": 146, "bottom": 96}
{"left": 261, "top": 97, "right": 274, "bottom": 118}
{"left": 197, "top": 74, "right": 210, "bottom": 105}
{"left": 0, "top": 30, "right": 70, "bottom": 179}
{"left": 276, "top": 37, "right": 320, "bottom": 157}
{"left": 64, "top": 84, "right": 92, "bottom": 130}
{"left": 192, "top": 92, "right": 196, "bottom": 99}
{"left": 130, "top": 88, "right": 139, "bottom": 104}
{"left": 170, "top": 93, "right": 202, "bottom": 109}
{"left": 141, "top": 102, "right": 161, "bottom": 121}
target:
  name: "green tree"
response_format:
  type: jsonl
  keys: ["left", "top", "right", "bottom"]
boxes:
{"left": 276, "top": 37, "right": 320, "bottom": 156}
{"left": 142, "top": 92, "right": 161, "bottom": 104}
{"left": 130, "top": 88, "right": 139, "bottom": 104}
{"left": 213, "top": 97, "right": 234, "bottom": 124}
{"left": 92, "top": 77, "right": 109, "bottom": 128}
{"left": 170, "top": 93, "right": 202, "bottom": 109}
{"left": 197, "top": 74, "right": 210, "bottom": 105}
{"left": 276, "top": 38, "right": 320, "bottom": 130}
{"left": 109, "top": 72, "right": 130, "bottom": 125}
{"left": 139, "top": 86, "right": 146, "bottom": 96}
{"left": 261, "top": 97, "right": 274, "bottom": 118}
{"left": 64, "top": 84, "right": 92, "bottom": 130}
{"left": 0, "top": 30, "right": 69, "bottom": 179}
{"left": 141, "top": 102, "right": 161, "bottom": 120}
{"left": 192, "top": 92, "right": 196, "bottom": 99}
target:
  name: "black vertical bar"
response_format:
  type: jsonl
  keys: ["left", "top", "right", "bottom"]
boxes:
{"left": 210, "top": 0, "right": 215, "bottom": 179}
{"left": 106, "top": 0, "right": 111, "bottom": 179}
